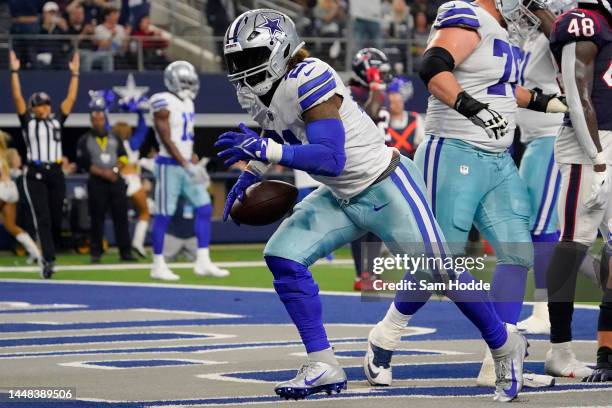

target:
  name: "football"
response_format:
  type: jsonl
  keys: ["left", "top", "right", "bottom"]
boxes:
{"left": 230, "top": 180, "right": 299, "bottom": 226}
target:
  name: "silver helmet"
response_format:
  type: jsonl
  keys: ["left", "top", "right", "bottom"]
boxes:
{"left": 496, "top": 0, "right": 540, "bottom": 45}
{"left": 164, "top": 61, "right": 200, "bottom": 100}
{"left": 224, "top": 9, "right": 305, "bottom": 96}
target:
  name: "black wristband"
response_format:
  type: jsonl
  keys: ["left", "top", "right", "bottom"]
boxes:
{"left": 454, "top": 91, "right": 487, "bottom": 118}
{"left": 526, "top": 87, "right": 549, "bottom": 112}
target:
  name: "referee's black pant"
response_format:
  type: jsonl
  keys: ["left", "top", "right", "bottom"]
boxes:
{"left": 87, "top": 175, "right": 131, "bottom": 258}
{"left": 22, "top": 163, "right": 66, "bottom": 263}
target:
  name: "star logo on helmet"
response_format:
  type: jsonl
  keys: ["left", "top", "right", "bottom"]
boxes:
{"left": 257, "top": 15, "right": 284, "bottom": 37}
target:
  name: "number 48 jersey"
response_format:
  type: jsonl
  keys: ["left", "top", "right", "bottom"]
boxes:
{"left": 424, "top": 1, "right": 520, "bottom": 152}
{"left": 550, "top": 8, "right": 612, "bottom": 131}
{"left": 150, "top": 92, "right": 196, "bottom": 161}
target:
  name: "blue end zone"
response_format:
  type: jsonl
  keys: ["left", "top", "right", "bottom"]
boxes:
{"left": 84, "top": 359, "right": 201, "bottom": 368}
{"left": 0, "top": 281, "right": 599, "bottom": 341}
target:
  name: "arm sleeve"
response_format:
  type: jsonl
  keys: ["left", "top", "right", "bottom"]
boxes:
{"left": 57, "top": 110, "right": 68, "bottom": 126}
{"left": 433, "top": 1, "right": 481, "bottom": 30}
{"left": 128, "top": 112, "right": 148, "bottom": 151}
{"left": 278, "top": 118, "right": 346, "bottom": 177}
{"left": 18, "top": 113, "right": 29, "bottom": 129}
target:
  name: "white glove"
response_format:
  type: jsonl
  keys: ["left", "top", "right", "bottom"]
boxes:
{"left": 185, "top": 163, "right": 209, "bottom": 185}
{"left": 468, "top": 107, "right": 509, "bottom": 140}
{"left": 584, "top": 169, "right": 610, "bottom": 210}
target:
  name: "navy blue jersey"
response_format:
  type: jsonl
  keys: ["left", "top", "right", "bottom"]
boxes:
{"left": 550, "top": 8, "right": 612, "bottom": 130}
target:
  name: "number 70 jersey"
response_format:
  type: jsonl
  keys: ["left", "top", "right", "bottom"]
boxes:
{"left": 424, "top": 1, "right": 520, "bottom": 152}
{"left": 150, "top": 92, "right": 196, "bottom": 161}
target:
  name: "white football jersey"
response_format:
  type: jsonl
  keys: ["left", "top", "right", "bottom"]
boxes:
{"left": 241, "top": 57, "right": 393, "bottom": 199}
{"left": 424, "top": 1, "right": 519, "bottom": 152}
{"left": 516, "top": 33, "right": 564, "bottom": 143}
{"left": 150, "top": 92, "right": 195, "bottom": 161}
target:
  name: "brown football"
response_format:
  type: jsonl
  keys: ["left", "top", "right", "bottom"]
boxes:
{"left": 230, "top": 180, "right": 298, "bottom": 226}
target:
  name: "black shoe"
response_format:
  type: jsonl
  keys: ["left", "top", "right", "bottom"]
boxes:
{"left": 91, "top": 255, "right": 101, "bottom": 264}
{"left": 120, "top": 253, "right": 137, "bottom": 262}
{"left": 41, "top": 261, "right": 54, "bottom": 279}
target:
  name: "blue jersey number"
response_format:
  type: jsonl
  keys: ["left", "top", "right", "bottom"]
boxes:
{"left": 487, "top": 39, "right": 523, "bottom": 96}
{"left": 181, "top": 112, "right": 195, "bottom": 141}
{"left": 287, "top": 59, "right": 315, "bottom": 79}
{"left": 264, "top": 129, "right": 302, "bottom": 145}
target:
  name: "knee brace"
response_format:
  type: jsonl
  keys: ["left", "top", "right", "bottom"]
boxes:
{"left": 599, "top": 301, "right": 612, "bottom": 331}
{"left": 265, "top": 256, "right": 319, "bottom": 302}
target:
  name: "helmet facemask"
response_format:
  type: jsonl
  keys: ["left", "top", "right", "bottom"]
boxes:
{"left": 508, "top": 1, "right": 543, "bottom": 45}
{"left": 224, "top": 10, "right": 304, "bottom": 96}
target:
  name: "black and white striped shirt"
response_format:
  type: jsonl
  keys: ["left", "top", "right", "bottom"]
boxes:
{"left": 18, "top": 112, "right": 67, "bottom": 164}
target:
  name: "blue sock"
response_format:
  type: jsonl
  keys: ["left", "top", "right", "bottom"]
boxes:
{"left": 393, "top": 272, "right": 431, "bottom": 315}
{"left": 265, "top": 256, "right": 330, "bottom": 353}
{"left": 447, "top": 271, "right": 508, "bottom": 349}
{"left": 194, "top": 204, "right": 212, "bottom": 249}
{"left": 491, "top": 264, "right": 528, "bottom": 325}
{"left": 151, "top": 215, "right": 171, "bottom": 255}
{"left": 532, "top": 231, "right": 559, "bottom": 290}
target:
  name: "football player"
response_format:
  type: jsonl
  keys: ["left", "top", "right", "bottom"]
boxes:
{"left": 149, "top": 61, "right": 229, "bottom": 281}
{"left": 347, "top": 48, "right": 392, "bottom": 291}
{"left": 547, "top": 0, "right": 612, "bottom": 380}
{"left": 218, "top": 9, "right": 528, "bottom": 402}
{"left": 365, "top": 0, "right": 568, "bottom": 390}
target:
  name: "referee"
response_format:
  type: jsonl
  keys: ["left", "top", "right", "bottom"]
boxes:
{"left": 9, "top": 50, "right": 80, "bottom": 279}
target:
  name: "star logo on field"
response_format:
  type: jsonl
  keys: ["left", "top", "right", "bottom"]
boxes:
{"left": 257, "top": 15, "right": 283, "bottom": 37}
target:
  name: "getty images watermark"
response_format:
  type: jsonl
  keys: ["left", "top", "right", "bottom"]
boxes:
{"left": 370, "top": 253, "right": 490, "bottom": 292}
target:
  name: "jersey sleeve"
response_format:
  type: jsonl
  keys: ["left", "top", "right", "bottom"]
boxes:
{"left": 149, "top": 93, "right": 170, "bottom": 113}
{"left": 433, "top": 1, "right": 481, "bottom": 30}
{"left": 550, "top": 9, "right": 607, "bottom": 60}
{"left": 292, "top": 59, "right": 341, "bottom": 114}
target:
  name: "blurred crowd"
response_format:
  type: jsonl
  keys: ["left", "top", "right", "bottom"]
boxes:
{"left": 6, "top": 0, "right": 168, "bottom": 71}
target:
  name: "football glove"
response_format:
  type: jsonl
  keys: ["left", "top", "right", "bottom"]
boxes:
{"left": 216, "top": 123, "right": 281, "bottom": 167}
{"left": 184, "top": 162, "right": 209, "bottom": 185}
{"left": 584, "top": 168, "right": 610, "bottom": 210}
{"left": 527, "top": 88, "right": 568, "bottom": 113}
{"left": 454, "top": 91, "right": 509, "bottom": 139}
{"left": 223, "top": 170, "right": 260, "bottom": 222}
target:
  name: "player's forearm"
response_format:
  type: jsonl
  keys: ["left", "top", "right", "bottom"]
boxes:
{"left": 534, "top": 9, "right": 555, "bottom": 37}
{"left": 427, "top": 72, "right": 463, "bottom": 109}
{"left": 516, "top": 86, "right": 533, "bottom": 109}
{"left": 562, "top": 43, "right": 602, "bottom": 162}
{"left": 160, "top": 137, "right": 188, "bottom": 166}
{"left": 10, "top": 72, "right": 26, "bottom": 115}
{"left": 364, "top": 90, "right": 383, "bottom": 120}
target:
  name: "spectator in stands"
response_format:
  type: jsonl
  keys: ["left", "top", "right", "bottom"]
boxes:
{"left": 0, "top": 131, "right": 42, "bottom": 263}
{"left": 382, "top": 0, "right": 413, "bottom": 39}
{"left": 312, "top": 0, "right": 345, "bottom": 64}
{"left": 37, "top": 2, "right": 69, "bottom": 69}
{"left": 67, "top": 0, "right": 116, "bottom": 25}
{"left": 206, "top": 0, "right": 236, "bottom": 60}
{"left": 66, "top": 4, "right": 96, "bottom": 57}
{"left": 131, "top": 14, "right": 168, "bottom": 67}
{"left": 76, "top": 110, "right": 135, "bottom": 264}
{"left": 350, "top": 0, "right": 382, "bottom": 54}
{"left": 125, "top": 0, "right": 150, "bottom": 27}
{"left": 9, "top": 0, "right": 44, "bottom": 69}
{"left": 91, "top": 7, "right": 128, "bottom": 71}
{"left": 411, "top": 10, "right": 429, "bottom": 70}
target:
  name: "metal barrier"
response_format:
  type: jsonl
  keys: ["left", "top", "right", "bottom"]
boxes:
{"left": 1, "top": 34, "right": 427, "bottom": 75}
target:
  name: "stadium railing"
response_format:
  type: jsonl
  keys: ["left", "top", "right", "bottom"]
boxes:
{"left": 1, "top": 34, "right": 427, "bottom": 75}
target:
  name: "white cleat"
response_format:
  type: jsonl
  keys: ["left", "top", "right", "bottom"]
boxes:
{"left": 194, "top": 262, "right": 230, "bottom": 278}
{"left": 545, "top": 346, "right": 593, "bottom": 378}
{"left": 493, "top": 331, "right": 528, "bottom": 402}
{"left": 150, "top": 265, "right": 180, "bottom": 281}
{"left": 364, "top": 340, "right": 393, "bottom": 386}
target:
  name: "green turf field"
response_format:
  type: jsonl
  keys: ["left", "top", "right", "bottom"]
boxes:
{"left": 0, "top": 243, "right": 604, "bottom": 301}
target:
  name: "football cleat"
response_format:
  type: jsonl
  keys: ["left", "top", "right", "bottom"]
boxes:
{"left": 274, "top": 361, "right": 347, "bottom": 400}
{"left": 364, "top": 341, "right": 393, "bottom": 386}
{"left": 478, "top": 344, "right": 553, "bottom": 388}
{"left": 493, "top": 331, "right": 528, "bottom": 402}
{"left": 132, "top": 245, "right": 147, "bottom": 258}
{"left": 150, "top": 264, "right": 180, "bottom": 281}
{"left": 582, "top": 367, "right": 612, "bottom": 382}
{"left": 194, "top": 262, "right": 230, "bottom": 278}
{"left": 545, "top": 347, "right": 593, "bottom": 378}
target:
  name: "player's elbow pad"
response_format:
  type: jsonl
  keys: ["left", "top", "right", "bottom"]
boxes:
{"left": 419, "top": 47, "right": 455, "bottom": 86}
{"left": 280, "top": 118, "right": 346, "bottom": 177}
